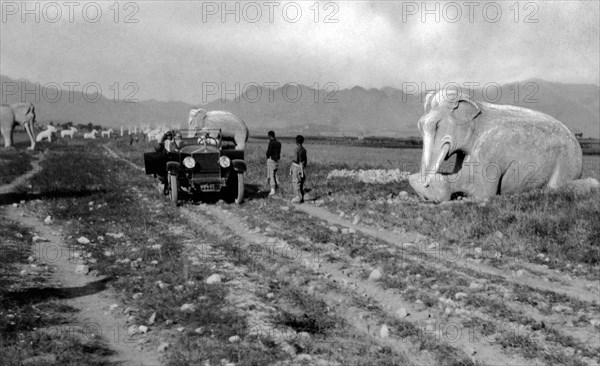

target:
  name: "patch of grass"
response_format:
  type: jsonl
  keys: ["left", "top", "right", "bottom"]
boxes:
{"left": 274, "top": 287, "right": 338, "bottom": 336}
{"left": 0, "top": 149, "right": 33, "bottom": 185}
{"left": 496, "top": 333, "right": 539, "bottom": 358}
{"left": 462, "top": 317, "right": 497, "bottom": 337}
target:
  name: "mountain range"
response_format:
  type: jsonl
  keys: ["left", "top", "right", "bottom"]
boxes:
{"left": 1, "top": 75, "right": 598, "bottom": 138}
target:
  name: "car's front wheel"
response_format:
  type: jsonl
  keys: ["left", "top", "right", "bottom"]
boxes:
{"left": 168, "top": 173, "right": 178, "bottom": 206}
{"left": 235, "top": 172, "right": 244, "bottom": 204}
{"left": 223, "top": 172, "right": 244, "bottom": 204}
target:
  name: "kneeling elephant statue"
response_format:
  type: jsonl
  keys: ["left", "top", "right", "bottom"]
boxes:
{"left": 409, "top": 90, "right": 597, "bottom": 202}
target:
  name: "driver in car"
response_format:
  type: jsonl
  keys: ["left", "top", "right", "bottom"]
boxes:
{"left": 197, "top": 129, "right": 221, "bottom": 148}
{"left": 173, "top": 131, "right": 185, "bottom": 151}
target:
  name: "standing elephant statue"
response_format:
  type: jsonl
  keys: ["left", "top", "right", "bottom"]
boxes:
{"left": 0, "top": 102, "right": 36, "bottom": 150}
{"left": 408, "top": 89, "right": 597, "bottom": 202}
{"left": 188, "top": 108, "right": 249, "bottom": 150}
{"left": 36, "top": 125, "right": 58, "bottom": 142}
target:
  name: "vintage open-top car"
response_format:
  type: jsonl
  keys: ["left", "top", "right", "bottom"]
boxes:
{"left": 143, "top": 128, "right": 246, "bottom": 205}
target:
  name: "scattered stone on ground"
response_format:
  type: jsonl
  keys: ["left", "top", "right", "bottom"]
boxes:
{"left": 205, "top": 274, "right": 222, "bottom": 284}
{"left": 369, "top": 269, "right": 382, "bottom": 281}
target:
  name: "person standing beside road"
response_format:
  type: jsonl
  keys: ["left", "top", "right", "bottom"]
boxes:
{"left": 266, "top": 131, "right": 282, "bottom": 196}
{"left": 290, "top": 135, "right": 307, "bottom": 204}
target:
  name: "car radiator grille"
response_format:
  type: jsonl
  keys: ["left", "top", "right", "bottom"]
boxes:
{"left": 193, "top": 153, "right": 220, "bottom": 173}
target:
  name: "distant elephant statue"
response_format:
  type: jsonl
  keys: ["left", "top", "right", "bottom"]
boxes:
{"left": 61, "top": 127, "right": 78, "bottom": 139}
{"left": 36, "top": 125, "right": 58, "bottom": 142}
{"left": 0, "top": 102, "right": 36, "bottom": 150}
{"left": 408, "top": 89, "right": 597, "bottom": 202}
{"left": 188, "top": 108, "right": 249, "bottom": 150}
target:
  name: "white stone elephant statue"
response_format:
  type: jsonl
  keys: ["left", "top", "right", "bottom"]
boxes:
{"left": 36, "top": 125, "right": 58, "bottom": 142}
{"left": 188, "top": 108, "right": 249, "bottom": 150}
{"left": 0, "top": 102, "right": 36, "bottom": 150}
{"left": 408, "top": 89, "right": 598, "bottom": 202}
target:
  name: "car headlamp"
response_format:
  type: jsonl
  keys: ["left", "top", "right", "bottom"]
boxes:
{"left": 219, "top": 156, "right": 231, "bottom": 168}
{"left": 183, "top": 156, "right": 196, "bottom": 169}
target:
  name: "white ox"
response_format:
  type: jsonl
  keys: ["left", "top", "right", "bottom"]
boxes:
{"left": 101, "top": 128, "right": 114, "bottom": 138}
{"left": 36, "top": 125, "right": 58, "bottom": 142}
{"left": 83, "top": 130, "right": 99, "bottom": 139}
{"left": 61, "top": 127, "right": 78, "bottom": 139}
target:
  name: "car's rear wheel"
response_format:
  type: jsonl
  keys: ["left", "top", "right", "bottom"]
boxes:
{"left": 168, "top": 174, "right": 178, "bottom": 206}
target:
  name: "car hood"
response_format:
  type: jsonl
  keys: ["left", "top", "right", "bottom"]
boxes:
{"left": 179, "top": 145, "right": 220, "bottom": 154}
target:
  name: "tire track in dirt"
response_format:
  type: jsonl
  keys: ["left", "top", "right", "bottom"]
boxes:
{"left": 102, "top": 144, "right": 145, "bottom": 172}
{"left": 293, "top": 202, "right": 599, "bottom": 305}
{"left": 4, "top": 206, "right": 162, "bottom": 366}
{"left": 0, "top": 153, "right": 45, "bottom": 195}
{"left": 190, "top": 203, "right": 540, "bottom": 366}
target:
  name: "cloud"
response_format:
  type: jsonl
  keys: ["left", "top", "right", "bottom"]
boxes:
{"left": 0, "top": 1, "right": 597, "bottom": 103}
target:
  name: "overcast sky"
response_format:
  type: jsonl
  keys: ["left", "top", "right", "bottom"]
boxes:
{"left": 1, "top": 1, "right": 598, "bottom": 103}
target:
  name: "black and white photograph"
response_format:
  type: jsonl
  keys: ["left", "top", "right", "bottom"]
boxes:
{"left": 1, "top": 1, "right": 599, "bottom": 365}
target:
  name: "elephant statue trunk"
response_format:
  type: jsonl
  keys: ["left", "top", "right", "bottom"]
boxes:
{"left": 423, "top": 141, "right": 450, "bottom": 188}
{"left": 1, "top": 102, "right": 36, "bottom": 150}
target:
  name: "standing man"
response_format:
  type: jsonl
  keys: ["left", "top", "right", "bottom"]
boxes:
{"left": 266, "top": 131, "right": 282, "bottom": 196}
{"left": 290, "top": 135, "right": 307, "bottom": 204}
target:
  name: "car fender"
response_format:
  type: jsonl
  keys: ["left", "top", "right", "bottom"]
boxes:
{"left": 166, "top": 161, "right": 180, "bottom": 175}
{"left": 232, "top": 159, "right": 246, "bottom": 173}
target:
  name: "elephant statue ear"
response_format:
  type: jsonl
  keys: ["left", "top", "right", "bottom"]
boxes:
{"left": 452, "top": 98, "right": 480, "bottom": 124}
{"left": 14, "top": 103, "right": 35, "bottom": 123}
{"left": 423, "top": 91, "right": 437, "bottom": 112}
{"left": 188, "top": 108, "right": 207, "bottom": 126}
